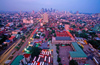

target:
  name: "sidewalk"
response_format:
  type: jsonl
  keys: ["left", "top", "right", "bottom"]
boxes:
{"left": 52, "top": 44, "right": 58, "bottom": 65}
{"left": 8, "top": 28, "right": 38, "bottom": 65}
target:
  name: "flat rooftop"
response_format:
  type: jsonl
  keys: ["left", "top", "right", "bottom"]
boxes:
{"left": 69, "top": 42, "right": 87, "bottom": 58}
{"left": 56, "top": 31, "right": 70, "bottom": 37}
{"left": 11, "top": 55, "right": 23, "bottom": 65}
{"left": 56, "top": 37, "right": 71, "bottom": 40}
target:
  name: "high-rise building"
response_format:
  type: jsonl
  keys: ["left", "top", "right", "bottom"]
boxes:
{"left": 43, "top": 13, "right": 48, "bottom": 23}
{"left": 23, "top": 18, "right": 33, "bottom": 24}
{"left": 32, "top": 10, "right": 34, "bottom": 14}
{"left": 51, "top": 8, "right": 52, "bottom": 12}
{"left": 76, "top": 11, "right": 79, "bottom": 14}
{"left": 98, "top": 13, "right": 100, "bottom": 18}
{"left": 41, "top": 8, "right": 44, "bottom": 13}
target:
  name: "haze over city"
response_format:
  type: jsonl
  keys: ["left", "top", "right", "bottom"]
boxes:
{"left": 0, "top": 0, "right": 100, "bottom": 65}
{"left": 0, "top": 0, "right": 100, "bottom": 13}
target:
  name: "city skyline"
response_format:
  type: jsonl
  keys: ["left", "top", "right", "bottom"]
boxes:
{"left": 0, "top": 0, "right": 100, "bottom": 13}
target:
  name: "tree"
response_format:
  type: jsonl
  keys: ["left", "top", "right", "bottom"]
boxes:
{"left": 56, "top": 46, "right": 59, "bottom": 50}
{"left": 56, "top": 50, "right": 59, "bottom": 54}
{"left": 56, "top": 44, "right": 59, "bottom": 46}
{"left": 79, "top": 45, "right": 83, "bottom": 50}
{"left": 72, "top": 25, "right": 76, "bottom": 28}
{"left": 59, "top": 63, "right": 62, "bottom": 65}
{"left": 79, "top": 33, "right": 89, "bottom": 39}
{"left": 21, "top": 36, "right": 25, "bottom": 40}
{"left": 17, "top": 24, "right": 22, "bottom": 27}
{"left": 70, "top": 30, "right": 75, "bottom": 34}
{"left": 82, "top": 30, "right": 86, "bottom": 33}
{"left": 0, "top": 34, "right": 7, "bottom": 44}
{"left": 79, "top": 27, "right": 82, "bottom": 29}
{"left": 52, "top": 30, "right": 55, "bottom": 33}
{"left": 58, "top": 25, "right": 64, "bottom": 30}
{"left": 18, "top": 32, "right": 21, "bottom": 34}
{"left": 65, "top": 44, "right": 70, "bottom": 46}
{"left": 57, "top": 57, "right": 61, "bottom": 62}
{"left": 38, "top": 33, "right": 41, "bottom": 35}
{"left": 26, "top": 31, "right": 29, "bottom": 35}
{"left": 41, "top": 34, "right": 45, "bottom": 37}
{"left": 88, "top": 40, "right": 100, "bottom": 49}
{"left": 89, "top": 32, "right": 98, "bottom": 39}
{"left": 15, "top": 46, "right": 20, "bottom": 51}
{"left": 48, "top": 38, "right": 52, "bottom": 41}
{"left": 54, "top": 33, "right": 56, "bottom": 37}
{"left": 69, "top": 59, "right": 78, "bottom": 65}
{"left": 45, "top": 38, "right": 47, "bottom": 41}
{"left": 14, "top": 27, "right": 16, "bottom": 30}
{"left": 35, "top": 35, "right": 40, "bottom": 39}
{"left": 31, "top": 47, "right": 42, "bottom": 58}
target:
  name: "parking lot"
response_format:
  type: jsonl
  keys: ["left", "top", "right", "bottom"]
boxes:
{"left": 59, "top": 46, "right": 73, "bottom": 65}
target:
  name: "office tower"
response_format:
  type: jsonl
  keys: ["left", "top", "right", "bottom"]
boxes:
{"left": 76, "top": 11, "right": 79, "bottom": 14}
{"left": 45, "top": 8, "right": 47, "bottom": 12}
{"left": 32, "top": 10, "right": 34, "bottom": 14}
{"left": 98, "top": 13, "right": 100, "bottom": 18}
{"left": 51, "top": 8, "right": 52, "bottom": 12}
{"left": 43, "top": 13, "right": 48, "bottom": 23}
{"left": 41, "top": 8, "right": 44, "bottom": 13}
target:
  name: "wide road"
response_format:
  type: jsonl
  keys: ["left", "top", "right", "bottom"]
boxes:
{"left": 18, "top": 28, "right": 38, "bottom": 55}
{"left": 0, "top": 39, "right": 21, "bottom": 65}
{"left": 8, "top": 27, "right": 38, "bottom": 65}
{"left": 0, "top": 23, "right": 39, "bottom": 65}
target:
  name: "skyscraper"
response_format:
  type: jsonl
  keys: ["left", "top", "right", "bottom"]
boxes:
{"left": 23, "top": 18, "right": 33, "bottom": 24}
{"left": 43, "top": 13, "right": 48, "bottom": 23}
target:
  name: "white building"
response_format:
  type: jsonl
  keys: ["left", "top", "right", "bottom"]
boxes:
{"left": 23, "top": 18, "right": 33, "bottom": 24}
{"left": 43, "top": 13, "right": 48, "bottom": 23}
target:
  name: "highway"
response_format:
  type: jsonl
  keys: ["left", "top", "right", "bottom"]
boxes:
{"left": 0, "top": 24, "right": 39, "bottom": 65}
{"left": 0, "top": 39, "right": 21, "bottom": 65}
{"left": 8, "top": 26, "right": 38, "bottom": 65}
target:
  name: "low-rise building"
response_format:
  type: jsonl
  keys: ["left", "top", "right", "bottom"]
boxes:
{"left": 69, "top": 42, "right": 87, "bottom": 60}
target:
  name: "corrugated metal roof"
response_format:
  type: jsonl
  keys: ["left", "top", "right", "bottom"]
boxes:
{"left": 69, "top": 42, "right": 87, "bottom": 58}
{"left": 56, "top": 37, "right": 71, "bottom": 40}
{"left": 11, "top": 55, "right": 23, "bottom": 65}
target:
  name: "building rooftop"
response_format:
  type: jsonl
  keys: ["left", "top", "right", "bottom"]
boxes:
{"left": 5, "top": 40, "right": 11, "bottom": 43}
{"left": 24, "top": 54, "right": 31, "bottom": 58}
{"left": 56, "top": 31, "right": 70, "bottom": 37}
{"left": 69, "top": 42, "right": 87, "bottom": 58}
{"left": 56, "top": 37, "right": 71, "bottom": 40}
{"left": 11, "top": 55, "right": 23, "bottom": 65}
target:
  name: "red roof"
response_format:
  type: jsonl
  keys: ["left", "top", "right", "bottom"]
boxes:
{"left": 69, "top": 28, "right": 74, "bottom": 30}
{"left": 40, "top": 27, "right": 44, "bottom": 29}
{"left": 0, "top": 31, "right": 4, "bottom": 35}
{"left": 9, "top": 36, "right": 15, "bottom": 40}
{"left": 11, "top": 36, "right": 15, "bottom": 38}
{"left": 24, "top": 54, "right": 31, "bottom": 58}
{"left": 20, "top": 28, "right": 23, "bottom": 30}
{"left": 35, "top": 41, "right": 42, "bottom": 43}
{"left": 56, "top": 31, "right": 70, "bottom": 37}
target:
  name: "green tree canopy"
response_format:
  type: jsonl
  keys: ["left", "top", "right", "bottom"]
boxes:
{"left": 69, "top": 59, "right": 78, "bottom": 65}
{"left": 88, "top": 40, "right": 100, "bottom": 49}
{"left": 31, "top": 47, "right": 42, "bottom": 57}
{"left": 21, "top": 36, "right": 26, "bottom": 40}
{"left": 15, "top": 46, "right": 20, "bottom": 50}
{"left": 79, "top": 33, "right": 88, "bottom": 39}
{"left": 41, "top": 34, "right": 45, "bottom": 37}
{"left": 57, "top": 57, "right": 61, "bottom": 62}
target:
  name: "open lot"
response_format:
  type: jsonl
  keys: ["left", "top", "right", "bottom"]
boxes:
{"left": 59, "top": 46, "right": 73, "bottom": 65}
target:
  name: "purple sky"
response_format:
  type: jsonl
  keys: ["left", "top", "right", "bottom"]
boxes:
{"left": 0, "top": 0, "right": 100, "bottom": 13}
